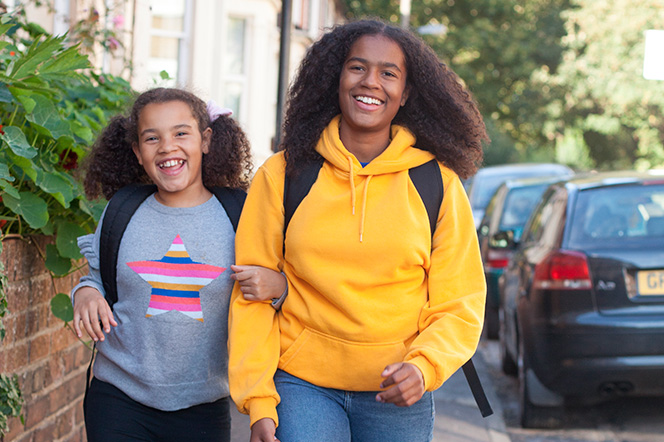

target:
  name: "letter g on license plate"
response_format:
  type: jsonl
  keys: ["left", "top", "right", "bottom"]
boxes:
{"left": 637, "top": 270, "right": 664, "bottom": 296}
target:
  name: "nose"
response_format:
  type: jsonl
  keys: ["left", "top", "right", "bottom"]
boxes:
{"left": 158, "top": 136, "right": 177, "bottom": 153}
{"left": 360, "top": 67, "right": 380, "bottom": 88}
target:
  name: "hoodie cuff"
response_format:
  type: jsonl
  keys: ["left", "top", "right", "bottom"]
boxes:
{"left": 248, "top": 397, "right": 279, "bottom": 428}
{"left": 406, "top": 356, "right": 439, "bottom": 391}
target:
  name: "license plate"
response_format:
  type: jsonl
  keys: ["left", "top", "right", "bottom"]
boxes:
{"left": 637, "top": 270, "right": 664, "bottom": 296}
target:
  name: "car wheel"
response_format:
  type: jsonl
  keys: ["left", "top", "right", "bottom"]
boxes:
{"left": 518, "top": 337, "right": 564, "bottom": 428}
{"left": 498, "top": 307, "right": 517, "bottom": 376}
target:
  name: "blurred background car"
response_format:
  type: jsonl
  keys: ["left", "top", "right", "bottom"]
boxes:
{"left": 498, "top": 171, "right": 664, "bottom": 428}
{"left": 466, "top": 163, "right": 574, "bottom": 229}
{"left": 477, "top": 176, "right": 570, "bottom": 339}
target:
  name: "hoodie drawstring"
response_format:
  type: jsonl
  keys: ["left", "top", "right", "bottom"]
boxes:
{"left": 347, "top": 155, "right": 372, "bottom": 242}
{"left": 348, "top": 156, "right": 356, "bottom": 215}
{"left": 359, "top": 175, "right": 372, "bottom": 242}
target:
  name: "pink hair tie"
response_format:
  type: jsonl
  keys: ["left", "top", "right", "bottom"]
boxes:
{"left": 206, "top": 100, "right": 233, "bottom": 122}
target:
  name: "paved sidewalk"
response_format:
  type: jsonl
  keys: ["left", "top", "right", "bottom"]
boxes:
{"left": 229, "top": 343, "right": 509, "bottom": 441}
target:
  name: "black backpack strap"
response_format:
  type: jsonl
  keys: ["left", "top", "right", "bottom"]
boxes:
{"left": 210, "top": 187, "right": 247, "bottom": 232}
{"left": 99, "top": 184, "right": 157, "bottom": 311}
{"left": 410, "top": 159, "right": 493, "bottom": 417}
{"left": 462, "top": 358, "right": 493, "bottom": 417}
{"left": 409, "top": 159, "right": 443, "bottom": 237}
{"left": 283, "top": 157, "right": 325, "bottom": 233}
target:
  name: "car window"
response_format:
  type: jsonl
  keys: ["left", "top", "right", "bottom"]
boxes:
{"left": 567, "top": 183, "right": 664, "bottom": 248}
{"left": 521, "top": 186, "right": 566, "bottom": 248}
{"left": 499, "top": 184, "right": 548, "bottom": 241}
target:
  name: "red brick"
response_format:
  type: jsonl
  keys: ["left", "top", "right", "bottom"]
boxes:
{"left": 33, "top": 421, "right": 56, "bottom": 442}
{"left": 2, "top": 315, "right": 15, "bottom": 343}
{"left": 3, "top": 414, "right": 26, "bottom": 441}
{"left": 24, "top": 394, "right": 51, "bottom": 429}
{"left": 52, "top": 326, "right": 77, "bottom": 353}
{"left": 29, "top": 332, "right": 51, "bottom": 362}
{"left": 5, "top": 341, "right": 29, "bottom": 372}
{"left": 6, "top": 280, "right": 31, "bottom": 312}
{"left": 56, "top": 406, "right": 75, "bottom": 438}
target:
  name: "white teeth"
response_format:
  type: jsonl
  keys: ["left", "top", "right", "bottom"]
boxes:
{"left": 355, "top": 96, "right": 383, "bottom": 105}
{"left": 159, "top": 160, "right": 184, "bottom": 169}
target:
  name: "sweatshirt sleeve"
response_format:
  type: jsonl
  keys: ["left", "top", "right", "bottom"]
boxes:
{"left": 228, "top": 155, "right": 286, "bottom": 427}
{"left": 70, "top": 211, "right": 106, "bottom": 307}
{"left": 404, "top": 169, "right": 486, "bottom": 391}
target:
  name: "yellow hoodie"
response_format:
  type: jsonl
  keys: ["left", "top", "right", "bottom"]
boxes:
{"left": 228, "top": 116, "right": 486, "bottom": 427}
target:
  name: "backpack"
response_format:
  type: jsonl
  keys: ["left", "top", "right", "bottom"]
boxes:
{"left": 283, "top": 158, "right": 493, "bottom": 418}
{"left": 99, "top": 183, "right": 246, "bottom": 311}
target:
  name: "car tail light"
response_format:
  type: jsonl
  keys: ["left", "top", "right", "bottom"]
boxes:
{"left": 486, "top": 249, "right": 510, "bottom": 270}
{"left": 533, "top": 250, "right": 592, "bottom": 290}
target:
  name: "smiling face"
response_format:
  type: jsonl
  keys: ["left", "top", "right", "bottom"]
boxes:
{"left": 338, "top": 34, "right": 409, "bottom": 145}
{"left": 132, "top": 100, "right": 212, "bottom": 207}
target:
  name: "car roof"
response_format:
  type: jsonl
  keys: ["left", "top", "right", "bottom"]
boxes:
{"left": 562, "top": 170, "right": 664, "bottom": 190}
{"left": 502, "top": 174, "right": 572, "bottom": 189}
{"left": 474, "top": 163, "right": 573, "bottom": 178}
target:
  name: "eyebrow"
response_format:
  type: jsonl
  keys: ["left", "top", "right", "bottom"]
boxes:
{"left": 346, "top": 56, "right": 404, "bottom": 73}
{"left": 139, "top": 123, "right": 193, "bottom": 137}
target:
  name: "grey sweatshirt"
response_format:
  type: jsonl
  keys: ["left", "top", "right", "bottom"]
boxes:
{"left": 72, "top": 194, "right": 235, "bottom": 411}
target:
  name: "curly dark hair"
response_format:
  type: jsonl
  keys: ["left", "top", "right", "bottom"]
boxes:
{"left": 281, "top": 19, "right": 487, "bottom": 179}
{"left": 83, "top": 87, "right": 253, "bottom": 200}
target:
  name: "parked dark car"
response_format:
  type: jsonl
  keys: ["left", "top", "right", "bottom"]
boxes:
{"left": 467, "top": 163, "right": 574, "bottom": 229}
{"left": 499, "top": 171, "right": 664, "bottom": 428}
{"left": 478, "top": 176, "right": 568, "bottom": 339}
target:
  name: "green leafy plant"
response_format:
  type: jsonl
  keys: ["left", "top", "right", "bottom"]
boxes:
{"left": 0, "top": 10, "right": 135, "bottom": 435}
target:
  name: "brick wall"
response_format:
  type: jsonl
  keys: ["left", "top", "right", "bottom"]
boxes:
{"left": 1, "top": 237, "right": 89, "bottom": 442}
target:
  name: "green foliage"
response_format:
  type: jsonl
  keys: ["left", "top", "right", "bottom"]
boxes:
{"left": 0, "top": 13, "right": 134, "bottom": 266}
{"left": 539, "top": 0, "right": 664, "bottom": 171}
{"left": 50, "top": 293, "right": 74, "bottom": 323}
{"left": 0, "top": 10, "right": 135, "bottom": 435}
{"left": 0, "top": 373, "right": 23, "bottom": 435}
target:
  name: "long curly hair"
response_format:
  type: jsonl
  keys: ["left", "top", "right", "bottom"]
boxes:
{"left": 83, "top": 88, "right": 253, "bottom": 200}
{"left": 281, "top": 19, "right": 487, "bottom": 179}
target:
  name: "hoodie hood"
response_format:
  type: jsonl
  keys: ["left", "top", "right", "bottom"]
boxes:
{"left": 315, "top": 115, "right": 434, "bottom": 175}
{"left": 314, "top": 115, "right": 436, "bottom": 242}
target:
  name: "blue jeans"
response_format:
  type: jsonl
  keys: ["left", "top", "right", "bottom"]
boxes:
{"left": 274, "top": 370, "right": 434, "bottom": 442}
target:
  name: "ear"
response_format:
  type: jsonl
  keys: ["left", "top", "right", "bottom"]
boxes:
{"left": 132, "top": 142, "right": 143, "bottom": 165}
{"left": 400, "top": 85, "right": 410, "bottom": 107}
{"left": 201, "top": 127, "right": 212, "bottom": 154}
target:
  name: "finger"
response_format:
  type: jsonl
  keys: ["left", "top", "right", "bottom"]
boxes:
{"left": 379, "top": 363, "right": 403, "bottom": 388}
{"left": 88, "top": 309, "right": 105, "bottom": 341}
{"left": 233, "top": 269, "right": 255, "bottom": 282}
{"left": 73, "top": 311, "right": 83, "bottom": 338}
{"left": 80, "top": 312, "right": 99, "bottom": 341}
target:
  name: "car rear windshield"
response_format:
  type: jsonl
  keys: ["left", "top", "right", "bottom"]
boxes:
{"left": 499, "top": 185, "right": 548, "bottom": 240}
{"left": 568, "top": 183, "right": 664, "bottom": 249}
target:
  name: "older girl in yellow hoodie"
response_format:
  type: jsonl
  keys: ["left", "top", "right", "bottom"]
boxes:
{"left": 229, "top": 19, "right": 488, "bottom": 442}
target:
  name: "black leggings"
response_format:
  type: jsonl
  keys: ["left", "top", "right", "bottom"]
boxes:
{"left": 85, "top": 378, "right": 231, "bottom": 442}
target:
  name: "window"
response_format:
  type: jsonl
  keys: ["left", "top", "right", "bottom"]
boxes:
{"left": 147, "top": 0, "right": 192, "bottom": 85}
{"left": 223, "top": 16, "right": 247, "bottom": 118}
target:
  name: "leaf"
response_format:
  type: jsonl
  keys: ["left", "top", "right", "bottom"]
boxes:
{"left": 50, "top": 293, "right": 74, "bottom": 323}
{"left": 0, "top": 126, "right": 37, "bottom": 159}
{"left": 36, "top": 170, "right": 74, "bottom": 208}
{"left": 6, "top": 153, "right": 38, "bottom": 182}
{"left": 2, "top": 191, "right": 49, "bottom": 228}
{"left": 10, "top": 88, "right": 37, "bottom": 113}
{"left": 7, "top": 35, "right": 64, "bottom": 80}
{"left": 38, "top": 45, "right": 89, "bottom": 77}
{"left": 0, "top": 162, "right": 13, "bottom": 181}
{"left": 45, "top": 244, "right": 71, "bottom": 276}
{"left": 0, "top": 83, "right": 12, "bottom": 103}
{"left": 26, "top": 95, "right": 73, "bottom": 141}
{"left": 0, "top": 180, "right": 20, "bottom": 198}
{"left": 55, "top": 221, "right": 85, "bottom": 259}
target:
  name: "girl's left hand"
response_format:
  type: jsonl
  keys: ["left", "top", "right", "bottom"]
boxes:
{"left": 230, "top": 265, "right": 286, "bottom": 302}
{"left": 375, "top": 362, "right": 425, "bottom": 407}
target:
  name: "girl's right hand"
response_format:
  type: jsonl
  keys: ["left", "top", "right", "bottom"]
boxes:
{"left": 72, "top": 287, "right": 117, "bottom": 342}
{"left": 250, "top": 418, "right": 279, "bottom": 442}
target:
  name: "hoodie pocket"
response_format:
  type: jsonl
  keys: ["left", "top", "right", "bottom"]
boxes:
{"left": 278, "top": 327, "right": 408, "bottom": 391}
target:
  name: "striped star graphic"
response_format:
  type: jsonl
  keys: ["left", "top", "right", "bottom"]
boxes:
{"left": 126, "top": 235, "right": 226, "bottom": 322}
